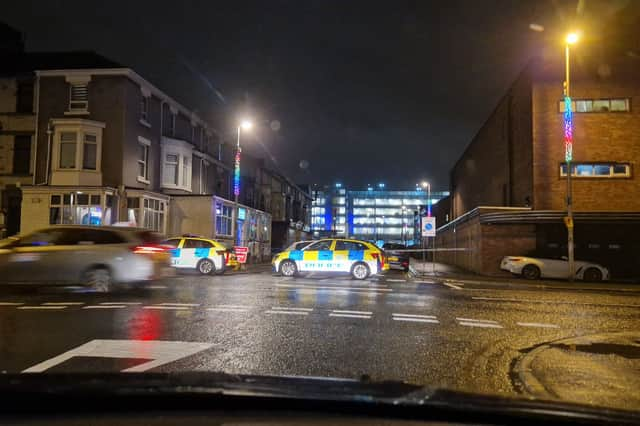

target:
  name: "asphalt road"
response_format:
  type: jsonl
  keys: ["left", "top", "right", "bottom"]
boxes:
{"left": 0, "top": 269, "right": 639, "bottom": 410}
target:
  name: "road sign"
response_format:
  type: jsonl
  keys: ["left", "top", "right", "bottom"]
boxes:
{"left": 421, "top": 216, "right": 436, "bottom": 237}
{"left": 234, "top": 246, "right": 249, "bottom": 264}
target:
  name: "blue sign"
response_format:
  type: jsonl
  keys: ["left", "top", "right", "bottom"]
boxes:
{"left": 238, "top": 208, "right": 246, "bottom": 220}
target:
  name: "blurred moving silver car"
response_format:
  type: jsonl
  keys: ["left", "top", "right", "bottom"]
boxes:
{"left": 0, "top": 226, "right": 172, "bottom": 291}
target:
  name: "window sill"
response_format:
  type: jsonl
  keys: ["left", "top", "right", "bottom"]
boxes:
{"left": 139, "top": 119, "right": 152, "bottom": 128}
{"left": 64, "top": 110, "right": 90, "bottom": 116}
{"left": 161, "top": 183, "right": 192, "bottom": 192}
{"left": 137, "top": 177, "right": 151, "bottom": 184}
{"left": 53, "top": 168, "right": 101, "bottom": 173}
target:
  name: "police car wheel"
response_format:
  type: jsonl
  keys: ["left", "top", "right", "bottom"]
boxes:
{"left": 197, "top": 258, "right": 215, "bottom": 275}
{"left": 351, "top": 262, "right": 370, "bottom": 280}
{"left": 280, "top": 260, "right": 297, "bottom": 277}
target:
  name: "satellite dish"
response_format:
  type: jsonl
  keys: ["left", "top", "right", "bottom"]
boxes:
{"left": 299, "top": 160, "right": 309, "bottom": 170}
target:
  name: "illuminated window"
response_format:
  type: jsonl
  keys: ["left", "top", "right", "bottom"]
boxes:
{"left": 558, "top": 98, "right": 630, "bottom": 113}
{"left": 332, "top": 197, "right": 346, "bottom": 205}
{"left": 560, "top": 162, "right": 630, "bottom": 178}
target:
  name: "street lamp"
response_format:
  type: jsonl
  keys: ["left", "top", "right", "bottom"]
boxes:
{"left": 420, "top": 181, "right": 431, "bottom": 217}
{"left": 233, "top": 119, "right": 253, "bottom": 244}
{"left": 564, "top": 32, "right": 579, "bottom": 282}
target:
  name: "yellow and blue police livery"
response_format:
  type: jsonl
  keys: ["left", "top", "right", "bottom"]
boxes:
{"left": 163, "top": 235, "right": 228, "bottom": 275}
{"left": 272, "top": 238, "right": 389, "bottom": 280}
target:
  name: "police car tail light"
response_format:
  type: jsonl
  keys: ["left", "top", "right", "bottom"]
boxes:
{"left": 131, "top": 244, "right": 169, "bottom": 254}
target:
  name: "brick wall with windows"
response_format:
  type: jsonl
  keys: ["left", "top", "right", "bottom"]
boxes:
{"left": 532, "top": 59, "right": 640, "bottom": 211}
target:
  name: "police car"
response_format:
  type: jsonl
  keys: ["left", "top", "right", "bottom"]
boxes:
{"left": 272, "top": 238, "right": 389, "bottom": 280}
{"left": 163, "top": 235, "right": 230, "bottom": 275}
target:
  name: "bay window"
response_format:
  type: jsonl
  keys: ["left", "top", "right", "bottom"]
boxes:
{"left": 59, "top": 132, "right": 77, "bottom": 169}
{"left": 161, "top": 137, "right": 193, "bottom": 191}
{"left": 51, "top": 119, "right": 104, "bottom": 178}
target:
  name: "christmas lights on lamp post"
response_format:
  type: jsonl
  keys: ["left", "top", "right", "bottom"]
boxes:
{"left": 564, "top": 32, "right": 579, "bottom": 282}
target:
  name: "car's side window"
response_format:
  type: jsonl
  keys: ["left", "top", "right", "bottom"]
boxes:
{"left": 78, "top": 230, "right": 126, "bottom": 245}
{"left": 163, "top": 239, "right": 182, "bottom": 248}
{"left": 335, "top": 241, "right": 366, "bottom": 251}
{"left": 305, "top": 240, "right": 332, "bottom": 251}
{"left": 54, "top": 229, "right": 86, "bottom": 246}
{"left": 183, "top": 239, "right": 213, "bottom": 249}
{"left": 15, "top": 229, "right": 74, "bottom": 247}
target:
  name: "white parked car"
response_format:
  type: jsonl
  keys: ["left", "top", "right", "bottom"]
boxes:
{"left": 500, "top": 255, "right": 610, "bottom": 282}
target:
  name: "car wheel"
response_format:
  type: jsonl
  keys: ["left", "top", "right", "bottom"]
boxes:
{"left": 521, "top": 264, "right": 541, "bottom": 280}
{"left": 280, "top": 260, "right": 297, "bottom": 277}
{"left": 583, "top": 267, "right": 603, "bottom": 282}
{"left": 351, "top": 262, "right": 370, "bottom": 280}
{"left": 85, "top": 267, "right": 112, "bottom": 292}
{"left": 197, "top": 258, "right": 215, "bottom": 275}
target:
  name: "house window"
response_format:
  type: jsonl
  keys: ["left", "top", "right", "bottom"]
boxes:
{"left": 558, "top": 98, "right": 630, "bottom": 113}
{"left": 16, "top": 80, "right": 34, "bottom": 113}
{"left": 170, "top": 113, "right": 176, "bottom": 136}
{"left": 142, "top": 198, "right": 165, "bottom": 232}
{"left": 82, "top": 133, "right": 97, "bottom": 170}
{"left": 49, "top": 192, "right": 103, "bottom": 225}
{"left": 215, "top": 201, "right": 233, "bottom": 236}
{"left": 137, "top": 137, "right": 150, "bottom": 182}
{"left": 181, "top": 156, "right": 191, "bottom": 187}
{"left": 164, "top": 154, "right": 179, "bottom": 185}
{"left": 191, "top": 125, "right": 197, "bottom": 143}
{"left": 69, "top": 83, "right": 89, "bottom": 112}
{"left": 13, "top": 135, "right": 31, "bottom": 175}
{"left": 201, "top": 159, "right": 210, "bottom": 194}
{"left": 59, "top": 132, "right": 77, "bottom": 169}
{"left": 140, "top": 95, "right": 150, "bottom": 123}
{"left": 560, "top": 162, "right": 631, "bottom": 178}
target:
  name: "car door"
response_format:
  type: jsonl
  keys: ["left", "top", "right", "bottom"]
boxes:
{"left": 334, "top": 240, "right": 365, "bottom": 272}
{"left": 180, "top": 239, "right": 214, "bottom": 269}
{"left": 299, "top": 240, "right": 334, "bottom": 272}
{"left": 162, "top": 238, "right": 183, "bottom": 267}
{"left": 542, "top": 257, "right": 570, "bottom": 278}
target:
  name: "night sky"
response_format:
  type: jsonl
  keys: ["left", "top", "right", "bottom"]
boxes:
{"left": 4, "top": 0, "right": 631, "bottom": 190}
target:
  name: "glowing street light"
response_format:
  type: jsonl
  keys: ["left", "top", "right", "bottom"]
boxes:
{"left": 420, "top": 181, "right": 431, "bottom": 217}
{"left": 565, "top": 32, "right": 580, "bottom": 45}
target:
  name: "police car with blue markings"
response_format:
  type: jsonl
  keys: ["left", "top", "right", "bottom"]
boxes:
{"left": 272, "top": 238, "right": 389, "bottom": 280}
{"left": 163, "top": 235, "right": 229, "bottom": 275}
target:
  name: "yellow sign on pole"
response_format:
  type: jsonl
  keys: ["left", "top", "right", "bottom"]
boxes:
{"left": 563, "top": 216, "right": 574, "bottom": 229}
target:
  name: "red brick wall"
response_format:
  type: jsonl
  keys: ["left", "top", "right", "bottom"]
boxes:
{"left": 480, "top": 223, "right": 536, "bottom": 275}
{"left": 532, "top": 66, "right": 640, "bottom": 211}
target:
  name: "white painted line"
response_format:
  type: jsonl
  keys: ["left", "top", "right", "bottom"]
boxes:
{"left": 329, "top": 313, "right": 371, "bottom": 319}
{"left": 386, "top": 279, "right": 406, "bottom": 283}
{"left": 42, "top": 302, "right": 84, "bottom": 306}
{"left": 146, "top": 285, "right": 168, "bottom": 289}
{"left": 271, "top": 306, "right": 313, "bottom": 312}
{"left": 22, "top": 339, "right": 213, "bottom": 373}
{"left": 83, "top": 305, "right": 127, "bottom": 309}
{"left": 265, "top": 310, "right": 308, "bottom": 316}
{"left": 393, "top": 317, "right": 439, "bottom": 323}
{"left": 459, "top": 321, "right": 503, "bottom": 329}
{"left": 471, "top": 296, "right": 640, "bottom": 308}
{"left": 99, "top": 302, "right": 142, "bottom": 305}
{"left": 392, "top": 313, "right": 437, "bottom": 319}
{"left": 215, "top": 304, "right": 251, "bottom": 309}
{"left": 0, "top": 302, "right": 24, "bottom": 306}
{"left": 456, "top": 317, "right": 498, "bottom": 324}
{"left": 517, "top": 322, "right": 560, "bottom": 329}
{"left": 443, "top": 282, "right": 463, "bottom": 290}
{"left": 17, "top": 306, "right": 66, "bottom": 310}
{"left": 157, "top": 303, "right": 200, "bottom": 307}
{"left": 143, "top": 306, "right": 191, "bottom": 310}
{"left": 207, "top": 307, "right": 249, "bottom": 313}
{"left": 331, "top": 310, "right": 372, "bottom": 315}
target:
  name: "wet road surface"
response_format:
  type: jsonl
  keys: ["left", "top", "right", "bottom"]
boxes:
{"left": 0, "top": 270, "right": 639, "bottom": 409}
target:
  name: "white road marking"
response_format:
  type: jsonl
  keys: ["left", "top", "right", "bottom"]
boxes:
{"left": 42, "top": 302, "right": 84, "bottom": 306}
{"left": 456, "top": 317, "right": 499, "bottom": 324}
{"left": 0, "top": 302, "right": 24, "bottom": 306}
{"left": 215, "top": 304, "right": 251, "bottom": 309}
{"left": 331, "top": 310, "right": 372, "bottom": 315}
{"left": 386, "top": 279, "right": 406, "bottom": 283}
{"left": 22, "top": 339, "right": 213, "bottom": 373}
{"left": 143, "top": 306, "right": 191, "bottom": 310}
{"left": 146, "top": 285, "right": 168, "bottom": 289}
{"left": 265, "top": 310, "right": 308, "bottom": 316}
{"left": 392, "top": 317, "right": 439, "bottom": 323}
{"left": 443, "top": 282, "right": 463, "bottom": 290}
{"left": 207, "top": 307, "right": 249, "bottom": 313}
{"left": 459, "top": 321, "right": 503, "bottom": 329}
{"left": 329, "top": 313, "right": 371, "bottom": 319}
{"left": 99, "top": 302, "right": 142, "bottom": 305}
{"left": 17, "top": 306, "right": 66, "bottom": 310}
{"left": 517, "top": 322, "right": 560, "bottom": 329}
{"left": 276, "top": 284, "right": 392, "bottom": 292}
{"left": 392, "top": 313, "right": 437, "bottom": 319}
{"left": 157, "top": 303, "right": 200, "bottom": 307}
{"left": 83, "top": 305, "right": 127, "bottom": 309}
{"left": 271, "top": 306, "right": 313, "bottom": 312}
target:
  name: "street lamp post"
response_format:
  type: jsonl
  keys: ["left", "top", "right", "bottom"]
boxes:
{"left": 233, "top": 120, "right": 252, "bottom": 245}
{"left": 564, "top": 32, "right": 579, "bottom": 282}
{"left": 420, "top": 181, "right": 431, "bottom": 274}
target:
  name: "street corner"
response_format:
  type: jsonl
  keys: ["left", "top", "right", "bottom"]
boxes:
{"left": 512, "top": 331, "right": 640, "bottom": 410}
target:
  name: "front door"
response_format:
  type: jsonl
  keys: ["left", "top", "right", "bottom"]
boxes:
{"left": 299, "top": 240, "right": 334, "bottom": 272}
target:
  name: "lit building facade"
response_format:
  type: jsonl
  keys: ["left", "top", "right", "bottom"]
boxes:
{"left": 311, "top": 183, "right": 449, "bottom": 245}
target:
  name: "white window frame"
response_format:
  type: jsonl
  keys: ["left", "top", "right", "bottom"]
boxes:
{"left": 215, "top": 200, "right": 233, "bottom": 236}
{"left": 82, "top": 133, "right": 98, "bottom": 170}
{"left": 137, "top": 136, "right": 150, "bottom": 183}
{"left": 560, "top": 162, "right": 631, "bottom": 178}
{"left": 558, "top": 98, "right": 631, "bottom": 113}
{"left": 51, "top": 119, "right": 105, "bottom": 173}
{"left": 200, "top": 159, "right": 210, "bottom": 194}
{"left": 65, "top": 75, "right": 91, "bottom": 115}
{"left": 161, "top": 137, "right": 193, "bottom": 191}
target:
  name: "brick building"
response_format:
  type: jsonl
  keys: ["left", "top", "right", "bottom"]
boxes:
{"left": 437, "top": 54, "right": 640, "bottom": 279}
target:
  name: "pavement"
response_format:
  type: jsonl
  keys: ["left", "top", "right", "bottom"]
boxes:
{"left": 0, "top": 268, "right": 639, "bottom": 411}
